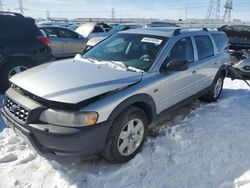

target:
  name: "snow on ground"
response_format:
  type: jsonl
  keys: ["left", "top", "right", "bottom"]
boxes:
{"left": 1, "top": 79, "right": 250, "bottom": 188}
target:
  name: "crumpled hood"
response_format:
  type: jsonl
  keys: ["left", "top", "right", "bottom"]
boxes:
{"left": 10, "top": 58, "right": 143, "bottom": 104}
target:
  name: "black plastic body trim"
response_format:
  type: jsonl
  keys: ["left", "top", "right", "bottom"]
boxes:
{"left": 1, "top": 108, "right": 112, "bottom": 156}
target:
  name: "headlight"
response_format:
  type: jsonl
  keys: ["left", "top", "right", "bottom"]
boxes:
{"left": 39, "top": 109, "right": 98, "bottom": 127}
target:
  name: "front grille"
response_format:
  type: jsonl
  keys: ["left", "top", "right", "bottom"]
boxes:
{"left": 4, "top": 96, "right": 29, "bottom": 123}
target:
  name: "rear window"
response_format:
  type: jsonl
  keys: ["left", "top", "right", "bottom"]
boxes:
{"left": 194, "top": 35, "right": 214, "bottom": 60}
{"left": 212, "top": 34, "right": 228, "bottom": 52}
{"left": 1, "top": 16, "right": 40, "bottom": 38}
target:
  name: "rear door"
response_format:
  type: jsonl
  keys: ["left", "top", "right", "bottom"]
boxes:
{"left": 43, "top": 27, "right": 64, "bottom": 58}
{"left": 0, "top": 28, "right": 6, "bottom": 65}
{"left": 57, "top": 28, "right": 86, "bottom": 56}
{"left": 158, "top": 37, "right": 198, "bottom": 112}
{"left": 193, "top": 35, "right": 217, "bottom": 91}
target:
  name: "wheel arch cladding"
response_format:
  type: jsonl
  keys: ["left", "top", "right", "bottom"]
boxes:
{"left": 1, "top": 55, "right": 35, "bottom": 70}
{"left": 108, "top": 94, "right": 157, "bottom": 124}
{"left": 217, "top": 65, "right": 228, "bottom": 78}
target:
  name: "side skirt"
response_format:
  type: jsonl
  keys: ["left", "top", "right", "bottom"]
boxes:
{"left": 150, "top": 86, "right": 212, "bottom": 128}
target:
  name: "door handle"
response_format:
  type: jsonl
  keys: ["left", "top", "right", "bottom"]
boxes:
{"left": 192, "top": 70, "right": 197, "bottom": 74}
{"left": 214, "top": 62, "right": 218, "bottom": 65}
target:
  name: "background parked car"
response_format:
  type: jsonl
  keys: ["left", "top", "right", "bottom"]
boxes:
{"left": 85, "top": 23, "right": 145, "bottom": 50}
{"left": 38, "top": 19, "right": 73, "bottom": 28}
{"left": 39, "top": 26, "right": 88, "bottom": 58}
{"left": 219, "top": 25, "right": 250, "bottom": 64}
{"left": 146, "top": 22, "right": 179, "bottom": 27}
{"left": 0, "top": 11, "right": 51, "bottom": 91}
{"left": 75, "top": 22, "right": 111, "bottom": 39}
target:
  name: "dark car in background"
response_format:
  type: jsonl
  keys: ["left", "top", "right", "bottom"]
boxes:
{"left": 0, "top": 12, "right": 51, "bottom": 91}
{"left": 39, "top": 26, "right": 87, "bottom": 58}
{"left": 219, "top": 25, "right": 250, "bottom": 51}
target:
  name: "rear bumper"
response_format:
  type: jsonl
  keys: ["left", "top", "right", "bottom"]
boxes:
{"left": 1, "top": 108, "right": 112, "bottom": 156}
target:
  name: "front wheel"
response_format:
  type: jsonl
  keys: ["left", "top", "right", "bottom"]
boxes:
{"left": 201, "top": 73, "right": 225, "bottom": 102}
{"left": 102, "top": 106, "right": 148, "bottom": 163}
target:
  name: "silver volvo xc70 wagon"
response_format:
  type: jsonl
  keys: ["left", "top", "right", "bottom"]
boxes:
{"left": 1, "top": 27, "right": 229, "bottom": 163}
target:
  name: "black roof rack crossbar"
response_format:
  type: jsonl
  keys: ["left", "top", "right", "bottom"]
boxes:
{"left": 173, "top": 28, "right": 181, "bottom": 36}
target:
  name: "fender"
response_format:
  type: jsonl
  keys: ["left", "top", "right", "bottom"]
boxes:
{"left": 108, "top": 93, "right": 157, "bottom": 123}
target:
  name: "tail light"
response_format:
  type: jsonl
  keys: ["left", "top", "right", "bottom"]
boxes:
{"left": 36, "top": 36, "right": 50, "bottom": 48}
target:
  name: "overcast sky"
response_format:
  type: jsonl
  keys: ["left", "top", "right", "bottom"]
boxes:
{"left": 2, "top": 0, "right": 250, "bottom": 21}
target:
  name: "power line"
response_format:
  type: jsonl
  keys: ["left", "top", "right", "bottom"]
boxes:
{"left": 206, "top": 0, "right": 221, "bottom": 20}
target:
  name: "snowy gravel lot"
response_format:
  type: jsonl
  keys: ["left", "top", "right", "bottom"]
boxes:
{"left": 1, "top": 79, "right": 250, "bottom": 188}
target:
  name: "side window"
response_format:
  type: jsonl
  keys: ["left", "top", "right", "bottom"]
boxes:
{"left": 93, "top": 26, "right": 104, "bottom": 33}
{"left": 212, "top": 34, "right": 228, "bottom": 52}
{"left": 164, "top": 37, "right": 194, "bottom": 64}
{"left": 44, "top": 28, "right": 59, "bottom": 38}
{"left": 194, "top": 35, "right": 214, "bottom": 60}
{"left": 58, "top": 28, "right": 79, "bottom": 39}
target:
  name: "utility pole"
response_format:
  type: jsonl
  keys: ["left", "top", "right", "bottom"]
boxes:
{"left": 185, "top": 7, "right": 188, "bottom": 20}
{"left": 111, "top": 7, "right": 114, "bottom": 22}
{"left": 223, "top": 0, "right": 233, "bottom": 22}
{"left": 206, "top": 0, "right": 221, "bottom": 20}
{"left": 0, "top": 0, "right": 3, "bottom": 11}
{"left": 18, "top": 0, "right": 24, "bottom": 15}
{"left": 46, "top": 11, "right": 50, "bottom": 20}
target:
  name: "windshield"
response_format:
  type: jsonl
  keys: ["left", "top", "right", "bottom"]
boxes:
{"left": 83, "top": 33, "right": 168, "bottom": 71}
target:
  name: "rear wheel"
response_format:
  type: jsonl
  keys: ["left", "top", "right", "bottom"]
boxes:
{"left": 102, "top": 106, "right": 148, "bottom": 163}
{"left": 201, "top": 73, "right": 225, "bottom": 102}
{"left": 0, "top": 61, "right": 32, "bottom": 91}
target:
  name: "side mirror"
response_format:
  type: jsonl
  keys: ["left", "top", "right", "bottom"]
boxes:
{"left": 162, "top": 60, "right": 189, "bottom": 72}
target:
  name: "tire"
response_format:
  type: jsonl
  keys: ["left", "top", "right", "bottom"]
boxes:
{"left": 102, "top": 106, "right": 148, "bottom": 163}
{"left": 200, "top": 73, "right": 225, "bottom": 102}
{"left": 0, "top": 61, "right": 32, "bottom": 91}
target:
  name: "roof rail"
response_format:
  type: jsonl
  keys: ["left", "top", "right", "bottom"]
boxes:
{"left": 0, "top": 11, "right": 23, "bottom": 17}
{"left": 172, "top": 27, "right": 217, "bottom": 36}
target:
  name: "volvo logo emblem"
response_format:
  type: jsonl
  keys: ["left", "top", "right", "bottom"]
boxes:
{"left": 9, "top": 105, "right": 19, "bottom": 113}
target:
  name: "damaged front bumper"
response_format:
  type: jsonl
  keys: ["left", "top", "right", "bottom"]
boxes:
{"left": 1, "top": 108, "right": 112, "bottom": 156}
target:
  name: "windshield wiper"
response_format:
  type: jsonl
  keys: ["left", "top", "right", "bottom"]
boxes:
{"left": 127, "top": 66, "right": 145, "bottom": 73}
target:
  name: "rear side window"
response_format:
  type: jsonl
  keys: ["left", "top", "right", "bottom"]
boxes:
{"left": 1, "top": 16, "right": 40, "bottom": 38}
{"left": 44, "top": 28, "right": 59, "bottom": 38}
{"left": 212, "top": 34, "right": 228, "bottom": 52}
{"left": 194, "top": 35, "right": 214, "bottom": 60}
{"left": 93, "top": 26, "right": 104, "bottom": 33}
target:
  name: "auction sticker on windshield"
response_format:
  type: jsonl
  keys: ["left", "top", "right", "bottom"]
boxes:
{"left": 141, "top": 37, "right": 162, "bottom": 45}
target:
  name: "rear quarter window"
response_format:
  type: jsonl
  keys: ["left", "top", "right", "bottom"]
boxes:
{"left": 194, "top": 35, "right": 214, "bottom": 60}
{"left": 1, "top": 16, "right": 40, "bottom": 38}
{"left": 212, "top": 34, "right": 228, "bottom": 52}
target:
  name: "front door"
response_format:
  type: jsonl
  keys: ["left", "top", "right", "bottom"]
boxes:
{"left": 158, "top": 37, "right": 198, "bottom": 112}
